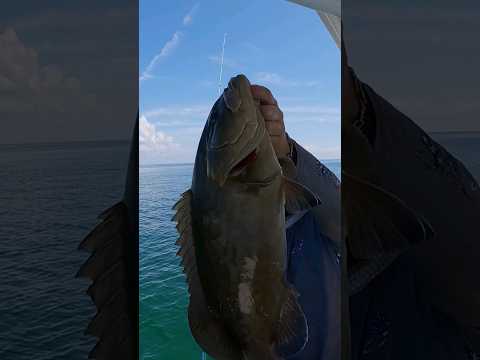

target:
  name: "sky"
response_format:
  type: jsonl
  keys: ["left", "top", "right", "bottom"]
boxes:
{"left": 139, "top": 0, "right": 340, "bottom": 164}
{"left": 0, "top": 1, "right": 137, "bottom": 144}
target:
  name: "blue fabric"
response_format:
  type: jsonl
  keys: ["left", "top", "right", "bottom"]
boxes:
{"left": 285, "top": 211, "right": 341, "bottom": 360}
{"left": 349, "top": 253, "right": 479, "bottom": 360}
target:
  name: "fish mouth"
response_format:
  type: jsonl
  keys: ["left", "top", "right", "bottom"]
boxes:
{"left": 228, "top": 149, "right": 258, "bottom": 177}
{"left": 207, "top": 119, "right": 265, "bottom": 187}
{"left": 208, "top": 143, "right": 259, "bottom": 186}
{"left": 228, "top": 147, "right": 282, "bottom": 187}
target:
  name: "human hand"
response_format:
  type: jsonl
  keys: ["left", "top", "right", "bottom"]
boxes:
{"left": 250, "top": 85, "right": 290, "bottom": 158}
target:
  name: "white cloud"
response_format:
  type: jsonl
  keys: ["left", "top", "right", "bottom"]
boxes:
{"left": 139, "top": 115, "right": 180, "bottom": 151}
{"left": 183, "top": 3, "right": 200, "bottom": 26}
{"left": 0, "top": 28, "right": 95, "bottom": 114}
{"left": 140, "top": 31, "right": 183, "bottom": 81}
{"left": 143, "top": 105, "right": 211, "bottom": 128}
{"left": 208, "top": 55, "right": 242, "bottom": 69}
{"left": 140, "top": 115, "right": 186, "bottom": 164}
{"left": 282, "top": 105, "right": 340, "bottom": 124}
{"left": 140, "top": 4, "right": 201, "bottom": 82}
{"left": 254, "top": 72, "right": 284, "bottom": 86}
{"left": 0, "top": 28, "right": 78, "bottom": 92}
{"left": 140, "top": 107, "right": 206, "bottom": 164}
{"left": 282, "top": 105, "right": 339, "bottom": 115}
{"left": 140, "top": 101, "right": 341, "bottom": 163}
{"left": 254, "top": 72, "right": 320, "bottom": 88}
{"left": 142, "top": 103, "right": 339, "bottom": 128}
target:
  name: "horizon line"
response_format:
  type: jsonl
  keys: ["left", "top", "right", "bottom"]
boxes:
{"left": 140, "top": 158, "right": 342, "bottom": 167}
{"left": 0, "top": 138, "right": 132, "bottom": 147}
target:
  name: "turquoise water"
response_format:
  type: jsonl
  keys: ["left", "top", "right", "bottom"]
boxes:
{"left": 139, "top": 160, "right": 341, "bottom": 360}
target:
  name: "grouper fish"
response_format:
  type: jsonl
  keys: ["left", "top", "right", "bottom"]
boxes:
{"left": 172, "top": 75, "right": 320, "bottom": 360}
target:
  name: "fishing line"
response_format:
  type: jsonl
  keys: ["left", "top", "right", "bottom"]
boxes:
{"left": 217, "top": 32, "right": 228, "bottom": 96}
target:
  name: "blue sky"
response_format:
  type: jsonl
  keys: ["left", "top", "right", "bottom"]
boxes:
{"left": 140, "top": 0, "right": 340, "bottom": 164}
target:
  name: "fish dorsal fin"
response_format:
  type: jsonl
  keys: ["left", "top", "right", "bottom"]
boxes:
{"left": 283, "top": 177, "right": 321, "bottom": 214}
{"left": 172, "top": 190, "right": 242, "bottom": 360}
{"left": 172, "top": 190, "right": 196, "bottom": 291}
{"left": 76, "top": 201, "right": 135, "bottom": 360}
{"left": 275, "top": 285, "right": 309, "bottom": 357}
{"left": 343, "top": 172, "right": 434, "bottom": 259}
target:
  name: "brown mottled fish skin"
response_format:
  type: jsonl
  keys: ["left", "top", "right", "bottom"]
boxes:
{"left": 185, "top": 74, "right": 313, "bottom": 359}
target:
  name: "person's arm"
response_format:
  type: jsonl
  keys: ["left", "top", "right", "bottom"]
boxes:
{"left": 250, "top": 84, "right": 341, "bottom": 251}
{"left": 288, "top": 137, "right": 341, "bottom": 249}
{"left": 349, "top": 70, "right": 480, "bottom": 351}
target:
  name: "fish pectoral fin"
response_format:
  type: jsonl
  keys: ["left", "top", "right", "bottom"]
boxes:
{"left": 274, "top": 286, "right": 308, "bottom": 358}
{"left": 172, "top": 190, "right": 242, "bottom": 360}
{"left": 278, "top": 156, "right": 297, "bottom": 179}
{"left": 343, "top": 172, "right": 435, "bottom": 259}
{"left": 283, "top": 177, "right": 321, "bottom": 214}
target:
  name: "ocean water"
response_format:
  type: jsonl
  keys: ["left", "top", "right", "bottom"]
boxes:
{"left": 0, "top": 141, "right": 130, "bottom": 360}
{"left": 139, "top": 160, "right": 341, "bottom": 360}
{"left": 139, "top": 131, "right": 480, "bottom": 360}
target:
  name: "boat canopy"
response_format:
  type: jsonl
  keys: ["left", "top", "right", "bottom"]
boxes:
{"left": 286, "top": 0, "right": 340, "bottom": 48}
